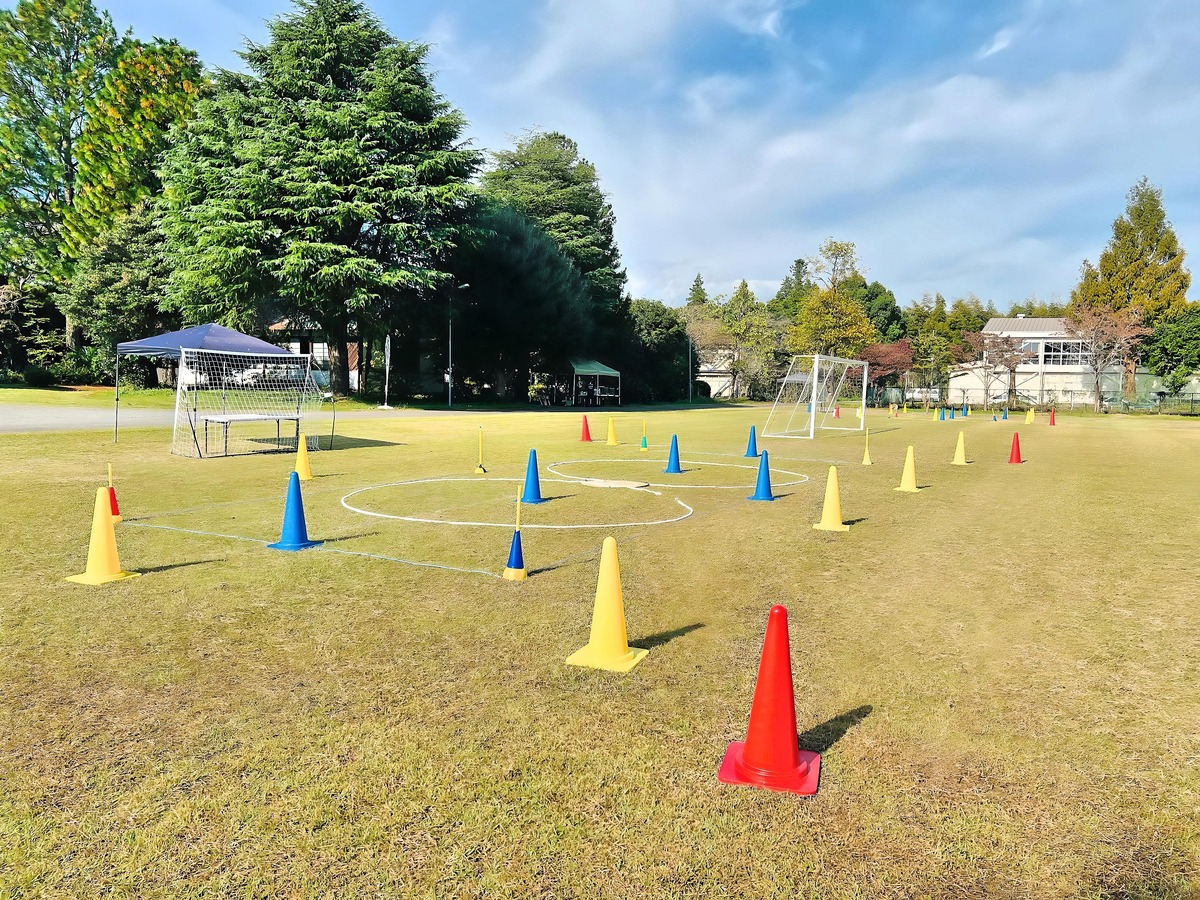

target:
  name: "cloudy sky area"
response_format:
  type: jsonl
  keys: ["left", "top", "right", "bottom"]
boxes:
{"left": 96, "top": 0, "right": 1200, "bottom": 309}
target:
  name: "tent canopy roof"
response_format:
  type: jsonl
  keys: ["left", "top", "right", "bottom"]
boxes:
{"left": 570, "top": 359, "right": 620, "bottom": 377}
{"left": 116, "top": 323, "right": 294, "bottom": 359}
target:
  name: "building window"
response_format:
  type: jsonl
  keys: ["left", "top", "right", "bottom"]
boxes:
{"left": 1019, "top": 340, "right": 1042, "bottom": 362}
{"left": 1042, "top": 341, "right": 1091, "bottom": 366}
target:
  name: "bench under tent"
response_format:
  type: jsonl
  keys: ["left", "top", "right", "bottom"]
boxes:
{"left": 115, "top": 323, "right": 331, "bottom": 457}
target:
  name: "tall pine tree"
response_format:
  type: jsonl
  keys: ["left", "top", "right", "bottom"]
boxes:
{"left": 159, "top": 0, "right": 479, "bottom": 392}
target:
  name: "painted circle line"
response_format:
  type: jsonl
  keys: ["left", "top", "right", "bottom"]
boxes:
{"left": 340, "top": 477, "right": 695, "bottom": 529}
{"left": 544, "top": 458, "right": 811, "bottom": 489}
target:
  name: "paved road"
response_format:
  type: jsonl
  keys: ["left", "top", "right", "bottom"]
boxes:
{"left": 0, "top": 403, "right": 470, "bottom": 434}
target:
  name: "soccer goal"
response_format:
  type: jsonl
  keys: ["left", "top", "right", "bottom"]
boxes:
{"left": 172, "top": 348, "right": 327, "bottom": 458}
{"left": 763, "top": 354, "right": 869, "bottom": 439}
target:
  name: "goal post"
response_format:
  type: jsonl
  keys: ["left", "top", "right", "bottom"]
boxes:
{"left": 763, "top": 354, "right": 868, "bottom": 439}
{"left": 172, "top": 348, "right": 326, "bottom": 458}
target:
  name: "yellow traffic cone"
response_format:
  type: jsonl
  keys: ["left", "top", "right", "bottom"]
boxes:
{"left": 606, "top": 417, "right": 619, "bottom": 446}
{"left": 813, "top": 466, "right": 850, "bottom": 532}
{"left": 895, "top": 445, "right": 920, "bottom": 493}
{"left": 862, "top": 428, "right": 872, "bottom": 466}
{"left": 566, "top": 537, "right": 647, "bottom": 673}
{"left": 67, "top": 487, "right": 140, "bottom": 585}
{"left": 931, "top": 407, "right": 938, "bottom": 421}
{"left": 295, "top": 434, "right": 314, "bottom": 481}
{"left": 1025, "top": 409, "right": 1035, "bottom": 425}
{"left": 952, "top": 430, "right": 968, "bottom": 466}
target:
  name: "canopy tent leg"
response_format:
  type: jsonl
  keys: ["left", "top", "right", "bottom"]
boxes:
{"left": 114, "top": 355, "right": 120, "bottom": 443}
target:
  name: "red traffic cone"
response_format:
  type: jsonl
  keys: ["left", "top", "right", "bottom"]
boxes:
{"left": 1008, "top": 432, "right": 1023, "bottom": 464}
{"left": 1049, "top": 408, "right": 1056, "bottom": 426}
{"left": 581, "top": 415, "right": 593, "bottom": 442}
{"left": 718, "top": 605, "right": 820, "bottom": 795}
{"left": 833, "top": 405, "right": 841, "bottom": 419}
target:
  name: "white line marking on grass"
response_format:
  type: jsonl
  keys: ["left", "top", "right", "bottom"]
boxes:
{"left": 123, "top": 522, "right": 501, "bottom": 578}
{"left": 544, "top": 458, "right": 811, "bottom": 489}
{"left": 340, "top": 478, "right": 695, "bottom": 529}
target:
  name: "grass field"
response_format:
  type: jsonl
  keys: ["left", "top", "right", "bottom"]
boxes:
{"left": 1, "top": 407, "right": 1198, "bottom": 897}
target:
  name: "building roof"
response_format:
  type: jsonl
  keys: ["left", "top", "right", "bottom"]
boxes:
{"left": 983, "top": 317, "right": 1067, "bottom": 336}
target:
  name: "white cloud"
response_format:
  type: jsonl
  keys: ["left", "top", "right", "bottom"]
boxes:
{"left": 976, "top": 26, "right": 1016, "bottom": 59}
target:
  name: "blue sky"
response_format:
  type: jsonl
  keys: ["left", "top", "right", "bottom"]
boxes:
{"left": 91, "top": 0, "right": 1200, "bottom": 310}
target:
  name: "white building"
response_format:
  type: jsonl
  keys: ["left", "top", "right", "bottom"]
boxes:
{"left": 949, "top": 316, "right": 1124, "bottom": 407}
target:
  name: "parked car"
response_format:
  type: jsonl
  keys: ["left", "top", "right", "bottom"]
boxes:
{"left": 905, "top": 387, "right": 940, "bottom": 403}
{"left": 989, "top": 392, "right": 1038, "bottom": 406}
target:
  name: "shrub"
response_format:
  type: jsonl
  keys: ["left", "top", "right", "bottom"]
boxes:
{"left": 22, "top": 363, "right": 55, "bottom": 387}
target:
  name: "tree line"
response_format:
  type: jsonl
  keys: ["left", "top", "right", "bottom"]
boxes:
{"left": 1, "top": 0, "right": 1196, "bottom": 406}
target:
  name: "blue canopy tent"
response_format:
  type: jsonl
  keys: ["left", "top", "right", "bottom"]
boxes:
{"left": 114, "top": 323, "right": 299, "bottom": 446}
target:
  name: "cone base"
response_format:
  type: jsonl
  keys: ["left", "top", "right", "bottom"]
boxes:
{"left": 267, "top": 539, "right": 324, "bottom": 552}
{"left": 894, "top": 486, "right": 920, "bottom": 493}
{"left": 862, "top": 457, "right": 872, "bottom": 466}
{"left": 747, "top": 493, "right": 776, "bottom": 502}
{"left": 565, "top": 643, "right": 648, "bottom": 673}
{"left": 502, "top": 567, "right": 527, "bottom": 581}
{"left": 664, "top": 465, "right": 683, "bottom": 474}
{"left": 67, "top": 570, "right": 140, "bottom": 585}
{"left": 475, "top": 466, "right": 487, "bottom": 474}
{"left": 813, "top": 520, "right": 850, "bottom": 532}
{"left": 951, "top": 460, "right": 968, "bottom": 466}
{"left": 518, "top": 496, "right": 550, "bottom": 505}
{"left": 744, "top": 452, "right": 759, "bottom": 458}
{"left": 606, "top": 441, "right": 618, "bottom": 447}
{"left": 718, "top": 742, "right": 821, "bottom": 795}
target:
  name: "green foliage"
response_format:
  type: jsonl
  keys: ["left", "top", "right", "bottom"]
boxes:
{"left": 685, "top": 273, "right": 708, "bottom": 307}
{"left": 787, "top": 287, "right": 879, "bottom": 359}
{"left": 481, "top": 130, "right": 627, "bottom": 343}
{"left": 844, "top": 276, "right": 903, "bottom": 341}
{"left": 722, "top": 280, "right": 780, "bottom": 398}
{"left": 1009, "top": 296, "right": 1067, "bottom": 318}
{"left": 447, "top": 203, "right": 592, "bottom": 398}
{"left": 766, "top": 258, "right": 817, "bottom": 321}
{"left": 64, "top": 38, "right": 204, "bottom": 256}
{"left": 22, "top": 361, "right": 54, "bottom": 386}
{"left": 158, "top": 0, "right": 479, "bottom": 392}
{"left": 1142, "top": 306, "right": 1200, "bottom": 394}
{"left": 621, "top": 299, "right": 689, "bottom": 402}
{"left": 57, "top": 202, "right": 178, "bottom": 376}
{"left": 809, "top": 237, "right": 859, "bottom": 293}
{"left": 909, "top": 328, "right": 953, "bottom": 394}
{"left": 0, "top": 0, "right": 122, "bottom": 287}
{"left": 1071, "top": 177, "right": 1191, "bottom": 327}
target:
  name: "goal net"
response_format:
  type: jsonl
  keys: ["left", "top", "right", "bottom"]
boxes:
{"left": 763, "top": 354, "right": 868, "bottom": 439}
{"left": 172, "top": 348, "right": 326, "bottom": 458}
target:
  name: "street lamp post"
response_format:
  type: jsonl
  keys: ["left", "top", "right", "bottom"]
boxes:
{"left": 449, "top": 283, "right": 468, "bottom": 408}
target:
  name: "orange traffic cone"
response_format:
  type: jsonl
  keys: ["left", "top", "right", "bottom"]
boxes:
{"left": 1009, "top": 432, "right": 1023, "bottom": 464}
{"left": 581, "top": 415, "right": 593, "bottom": 442}
{"left": 1049, "top": 408, "right": 1057, "bottom": 426}
{"left": 67, "top": 488, "right": 140, "bottom": 585}
{"left": 718, "top": 605, "right": 820, "bottom": 795}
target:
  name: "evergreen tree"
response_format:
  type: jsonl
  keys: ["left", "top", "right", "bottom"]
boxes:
{"left": 623, "top": 299, "right": 689, "bottom": 402}
{"left": 481, "top": 130, "right": 627, "bottom": 344}
{"left": 723, "top": 280, "right": 780, "bottom": 398}
{"left": 1071, "top": 177, "right": 1191, "bottom": 326}
{"left": 766, "top": 257, "right": 817, "bottom": 321}
{"left": 158, "top": 0, "right": 478, "bottom": 393}
{"left": 685, "top": 273, "right": 709, "bottom": 307}
{"left": 446, "top": 202, "right": 592, "bottom": 399}
{"left": 1142, "top": 306, "right": 1200, "bottom": 394}
{"left": 845, "top": 276, "right": 903, "bottom": 342}
{"left": 57, "top": 202, "right": 177, "bottom": 379}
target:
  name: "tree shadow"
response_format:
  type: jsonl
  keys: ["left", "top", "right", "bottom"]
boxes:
{"left": 322, "top": 437, "right": 403, "bottom": 450}
{"left": 633, "top": 622, "right": 705, "bottom": 649}
{"left": 798, "top": 704, "right": 873, "bottom": 754}
{"left": 136, "top": 558, "right": 224, "bottom": 574}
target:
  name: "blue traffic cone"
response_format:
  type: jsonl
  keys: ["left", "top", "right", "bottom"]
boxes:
{"left": 949, "top": 407, "right": 955, "bottom": 420}
{"left": 748, "top": 450, "right": 776, "bottom": 501}
{"left": 268, "top": 471, "right": 323, "bottom": 551}
{"left": 744, "top": 425, "right": 760, "bottom": 458}
{"left": 1002, "top": 408, "right": 1008, "bottom": 420}
{"left": 962, "top": 403, "right": 968, "bottom": 417}
{"left": 992, "top": 414, "right": 997, "bottom": 422}
{"left": 520, "top": 449, "right": 548, "bottom": 504}
{"left": 502, "top": 530, "right": 527, "bottom": 581}
{"left": 664, "top": 434, "right": 683, "bottom": 474}
{"left": 938, "top": 407, "right": 945, "bottom": 421}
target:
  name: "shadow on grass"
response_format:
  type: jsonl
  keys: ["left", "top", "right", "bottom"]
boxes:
{"left": 519, "top": 494, "right": 577, "bottom": 504}
{"left": 634, "top": 622, "right": 705, "bottom": 649}
{"left": 322, "top": 437, "right": 404, "bottom": 451}
{"left": 320, "top": 532, "right": 381, "bottom": 544}
{"left": 136, "top": 558, "right": 224, "bottom": 574}
{"left": 843, "top": 517, "right": 868, "bottom": 526}
{"left": 799, "top": 704, "right": 873, "bottom": 754}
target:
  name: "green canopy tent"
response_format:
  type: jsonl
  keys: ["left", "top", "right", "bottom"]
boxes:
{"left": 571, "top": 359, "right": 621, "bottom": 406}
